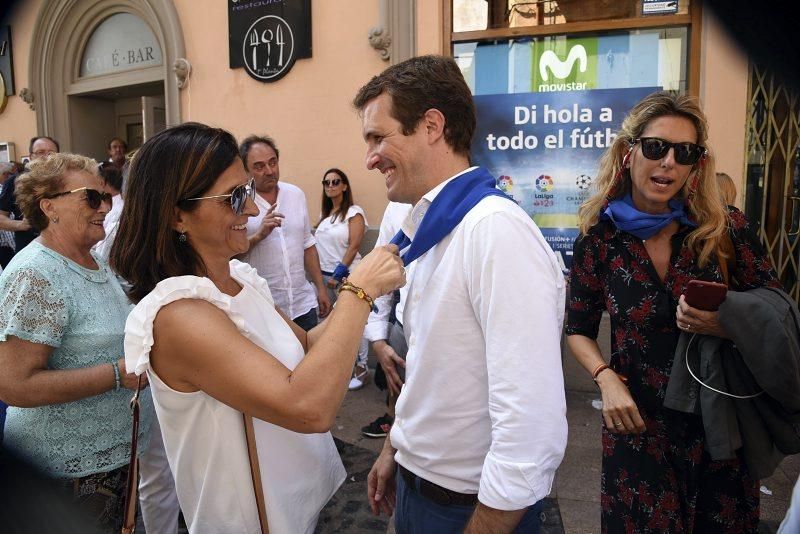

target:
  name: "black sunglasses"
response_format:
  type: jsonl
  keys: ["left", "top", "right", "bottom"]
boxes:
{"left": 183, "top": 177, "right": 256, "bottom": 215}
{"left": 322, "top": 178, "right": 342, "bottom": 187}
{"left": 48, "top": 187, "right": 113, "bottom": 209}
{"left": 635, "top": 137, "right": 707, "bottom": 166}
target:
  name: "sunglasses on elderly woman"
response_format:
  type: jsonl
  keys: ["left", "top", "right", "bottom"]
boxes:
{"left": 321, "top": 178, "right": 342, "bottom": 187}
{"left": 182, "top": 177, "right": 256, "bottom": 215}
{"left": 48, "top": 187, "right": 113, "bottom": 209}
{"left": 635, "top": 137, "right": 707, "bottom": 166}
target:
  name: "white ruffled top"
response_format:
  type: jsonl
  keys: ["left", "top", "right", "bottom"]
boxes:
{"left": 125, "top": 260, "right": 345, "bottom": 534}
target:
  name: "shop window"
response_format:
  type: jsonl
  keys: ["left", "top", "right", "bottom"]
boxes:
{"left": 455, "top": 28, "right": 688, "bottom": 96}
{"left": 453, "top": 0, "right": 690, "bottom": 32}
{"left": 79, "top": 13, "right": 163, "bottom": 78}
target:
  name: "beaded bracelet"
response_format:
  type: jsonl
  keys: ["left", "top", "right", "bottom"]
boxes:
{"left": 111, "top": 360, "right": 121, "bottom": 391}
{"left": 338, "top": 278, "right": 378, "bottom": 312}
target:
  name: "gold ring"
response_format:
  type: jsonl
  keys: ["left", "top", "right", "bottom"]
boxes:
{"left": 613, "top": 422, "right": 623, "bottom": 428}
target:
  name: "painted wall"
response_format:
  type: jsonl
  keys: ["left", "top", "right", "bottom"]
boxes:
{"left": 0, "top": 1, "right": 753, "bottom": 221}
{"left": 171, "top": 0, "right": 388, "bottom": 223}
{"left": 699, "top": 9, "right": 750, "bottom": 208}
{"left": 0, "top": 0, "right": 43, "bottom": 161}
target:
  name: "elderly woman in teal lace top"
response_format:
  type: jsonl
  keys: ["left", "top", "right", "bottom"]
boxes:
{"left": 0, "top": 153, "right": 152, "bottom": 530}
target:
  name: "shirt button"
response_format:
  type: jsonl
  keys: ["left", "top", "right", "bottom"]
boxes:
{"left": 409, "top": 335, "right": 416, "bottom": 345}
{"left": 413, "top": 294, "right": 420, "bottom": 303}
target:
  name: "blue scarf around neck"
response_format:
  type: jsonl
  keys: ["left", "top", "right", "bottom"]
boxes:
{"left": 601, "top": 193, "right": 696, "bottom": 240}
{"left": 390, "top": 167, "right": 513, "bottom": 265}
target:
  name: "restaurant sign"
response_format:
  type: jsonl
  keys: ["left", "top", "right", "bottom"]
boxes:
{"left": 228, "top": 0, "right": 312, "bottom": 83}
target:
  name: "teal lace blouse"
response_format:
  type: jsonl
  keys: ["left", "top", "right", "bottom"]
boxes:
{"left": 0, "top": 241, "right": 152, "bottom": 478}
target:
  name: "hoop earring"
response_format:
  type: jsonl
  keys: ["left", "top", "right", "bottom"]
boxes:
{"left": 179, "top": 231, "right": 187, "bottom": 243}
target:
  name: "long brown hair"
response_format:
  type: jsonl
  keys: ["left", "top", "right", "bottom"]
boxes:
{"left": 578, "top": 92, "right": 726, "bottom": 267}
{"left": 319, "top": 168, "right": 354, "bottom": 224}
{"left": 110, "top": 123, "right": 240, "bottom": 302}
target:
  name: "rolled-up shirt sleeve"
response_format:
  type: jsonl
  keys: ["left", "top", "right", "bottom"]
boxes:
{"left": 466, "top": 211, "right": 568, "bottom": 510}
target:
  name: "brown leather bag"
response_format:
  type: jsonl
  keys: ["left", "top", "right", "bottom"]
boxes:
{"left": 121, "top": 375, "right": 142, "bottom": 534}
{"left": 121, "top": 377, "right": 269, "bottom": 533}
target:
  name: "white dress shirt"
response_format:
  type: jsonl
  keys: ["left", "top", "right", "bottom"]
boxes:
{"left": 364, "top": 201, "right": 412, "bottom": 342}
{"left": 390, "top": 170, "right": 568, "bottom": 511}
{"left": 242, "top": 183, "right": 319, "bottom": 320}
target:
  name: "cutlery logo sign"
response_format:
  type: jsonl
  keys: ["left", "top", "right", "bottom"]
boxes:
{"left": 242, "top": 15, "right": 294, "bottom": 82}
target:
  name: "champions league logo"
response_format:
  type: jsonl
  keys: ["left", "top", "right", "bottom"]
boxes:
{"left": 535, "top": 175, "right": 554, "bottom": 193}
{"left": 576, "top": 174, "right": 593, "bottom": 190}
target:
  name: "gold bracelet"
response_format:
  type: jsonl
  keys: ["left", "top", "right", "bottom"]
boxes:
{"left": 338, "top": 278, "right": 377, "bottom": 312}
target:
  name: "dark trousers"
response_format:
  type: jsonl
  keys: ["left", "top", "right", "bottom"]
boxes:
{"left": 293, "top": 307, "right": 318, "bottom": 332}
{"left": 0, "top": 400, "right": 5, "bottom": 444}
{"left": 395, "top": 466, "right": 543, "bottom": 533}
{"left": 0, "top": 246, "right": 13, "bottom": 268}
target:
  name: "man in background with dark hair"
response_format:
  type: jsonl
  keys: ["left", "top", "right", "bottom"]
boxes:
{"left": 238, "top": 134, "right": 331, "bottom": 329}
{"left": 356, "top": 55, "right": 567, "bottom": 533}
{"left": 104, "top": 137, "right": 128, "bottom": 171}
{"left": 0, "top": 136, "right": 60, "bottom": 255}
{"left": 93, "top": 165, "right": 124, "bottom": 261}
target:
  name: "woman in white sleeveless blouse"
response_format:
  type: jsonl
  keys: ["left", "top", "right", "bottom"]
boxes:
{"left": 111, "top": 123, "right": 405, "bottom": 533}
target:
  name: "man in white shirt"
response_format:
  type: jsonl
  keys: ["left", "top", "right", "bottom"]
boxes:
{"left": 239, "top": 135, "right": 331, "bottom": 329}
{"left": 361, "top": 201, "right": 412, "bottom": 439}
{"left": 93, "top": 165, "right": 124, "bottom": 262}
{"left": 355, "top": 55, "right": 568, "bottom": 533}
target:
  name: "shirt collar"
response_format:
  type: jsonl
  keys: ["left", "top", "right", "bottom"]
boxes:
{"left": 401, "top": 166, "right": 477, "bottom": 239}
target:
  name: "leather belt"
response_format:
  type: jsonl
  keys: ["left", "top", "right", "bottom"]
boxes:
{"left": 399, "top": 464, "right": 478, "bottom": 507}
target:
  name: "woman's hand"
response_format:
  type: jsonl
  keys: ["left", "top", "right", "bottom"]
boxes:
{"left": 676, "top": 295, "right": 728, "bottom": 338}
{"left": 595, "top": 369, "right": 646, "bottom": 434}
{"left": 117, "top": 357, "right": 148, "bottom": 391}
{"left": 347, "top": 245, "right": 405, "bottom": 298}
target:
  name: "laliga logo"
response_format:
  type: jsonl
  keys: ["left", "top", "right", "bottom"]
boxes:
{"left": 539, "top": 44, "right": 587, "bottom": 81}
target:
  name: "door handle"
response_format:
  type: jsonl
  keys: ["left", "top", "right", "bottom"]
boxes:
{"left": 788, "top": 197, "right": 800, "bottom": 236}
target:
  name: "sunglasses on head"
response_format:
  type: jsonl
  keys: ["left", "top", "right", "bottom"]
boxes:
{"left": 322, "top": 178, "right": 342, "bottom": 187}
{"left": 48, "top": 187, "right": 113, "bottom": 209}
{"left": 635, "top": 137, "right": 707, "bottom": 166}
{"left": 183, "top": 177, "right": 256, "bottom": 215}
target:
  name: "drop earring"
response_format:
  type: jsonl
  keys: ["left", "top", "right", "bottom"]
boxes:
{"left": 179, "top": 231, "right": 187, "bottom": 243}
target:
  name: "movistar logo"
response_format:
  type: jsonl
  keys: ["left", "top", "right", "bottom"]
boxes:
{"left": 539, "top": 45, "right": 587, "bottom": 81}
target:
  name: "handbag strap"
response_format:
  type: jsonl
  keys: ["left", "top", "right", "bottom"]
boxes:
{"left": 243, "top": 414, "right": 270, "bottom": 533}
{"left": 122, "top": 374, "right": 142, "bottom": 534}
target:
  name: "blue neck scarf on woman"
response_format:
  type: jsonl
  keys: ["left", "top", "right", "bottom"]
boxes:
{"left": 390, "top": 167, "right": 513, "bottom": 266}
{"left": 601, "top": 193, "right": 696, "bottom": 240}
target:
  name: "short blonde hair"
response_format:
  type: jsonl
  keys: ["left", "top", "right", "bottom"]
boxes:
{"left": 15, "top": 153, "right": 99, "bottom": 232}
{"left": 716, "top": 172, "right": 737, "bottom": 206}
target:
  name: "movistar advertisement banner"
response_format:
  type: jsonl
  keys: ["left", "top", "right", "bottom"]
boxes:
{"left": 467, "top": 34, "right": 662, "bottom": 267}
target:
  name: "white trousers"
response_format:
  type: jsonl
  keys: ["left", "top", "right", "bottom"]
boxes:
{"left": 138, "top": 416, "right": 180, "bottom": 534}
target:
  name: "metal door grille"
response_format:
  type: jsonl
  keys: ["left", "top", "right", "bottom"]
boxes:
{"left": 743, "top": 64, "right": 800, "bottom": 301}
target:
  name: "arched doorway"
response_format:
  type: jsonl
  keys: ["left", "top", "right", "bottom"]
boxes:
{"left": 28, "top": 0, "right": 187, "bottom": 159}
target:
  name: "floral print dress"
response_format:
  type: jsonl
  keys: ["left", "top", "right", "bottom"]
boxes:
{"left": 567, "top": 207, "right": 780, "bottom": 533}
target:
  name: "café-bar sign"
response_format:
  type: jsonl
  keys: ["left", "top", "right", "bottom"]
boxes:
{"left": 229, "top": 0, "right": 312, "bottom": 83}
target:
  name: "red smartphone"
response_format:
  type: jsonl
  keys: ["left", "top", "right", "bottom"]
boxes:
{"left": 684, "top": 280, "right": 728, "bottom": 311}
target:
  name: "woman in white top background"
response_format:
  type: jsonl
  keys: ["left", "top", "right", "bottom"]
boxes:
{"left": 315, "top": 168, "right": 372, "bottom": 390}
{"left": 111, "top": 123, "right": 404, "bottom": 533}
